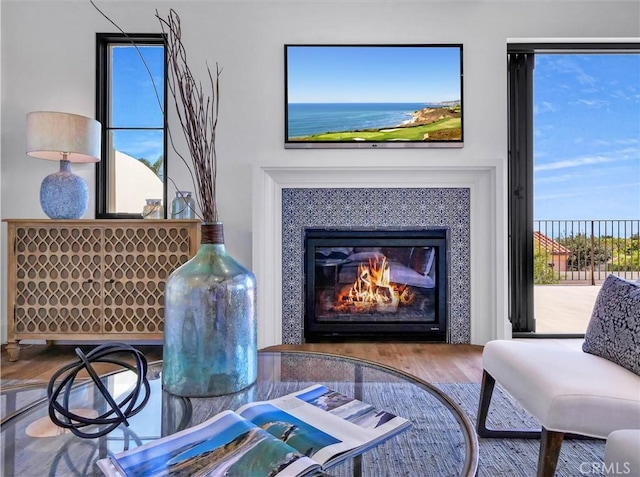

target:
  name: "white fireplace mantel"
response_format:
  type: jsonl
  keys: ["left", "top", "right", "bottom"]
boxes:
{"left": 252, "top": 160, "right": 510, "bottom": 349}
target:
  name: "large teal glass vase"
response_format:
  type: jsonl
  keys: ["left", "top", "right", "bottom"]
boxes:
{"left": 162, "top": 223, "right": 257, "bottom": 397}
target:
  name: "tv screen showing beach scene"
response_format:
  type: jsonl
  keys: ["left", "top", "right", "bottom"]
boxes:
{"left": 285, "top": 44, "right": 463, "bottom": 148}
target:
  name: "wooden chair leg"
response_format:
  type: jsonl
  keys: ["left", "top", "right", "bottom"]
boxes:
{"left": 537, "top": 428, "right": 565, "bottom": 477}
{"left": 476, "top": 369, "right": 541, "bottom": 439}
{"left": 476, "top": 370, "right": 496, "bottom": 437}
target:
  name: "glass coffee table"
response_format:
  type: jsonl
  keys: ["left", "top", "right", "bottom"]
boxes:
{"left": 1, "top": 350, "right": 478, "bottom": 476}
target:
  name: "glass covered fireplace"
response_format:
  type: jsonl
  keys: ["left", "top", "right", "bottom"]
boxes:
{"left": 304, "top": 228, "right": 448, "bottom": 342}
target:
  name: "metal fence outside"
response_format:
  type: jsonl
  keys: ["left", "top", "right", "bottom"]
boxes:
{"left": 534, "top": 220, "right": 640, "bottom": 285}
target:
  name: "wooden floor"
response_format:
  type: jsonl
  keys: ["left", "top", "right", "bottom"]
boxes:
{"left": 267, "top": 343, "right": 484, "bottom": 383}
{"left": 0, "top": 342, "right": 484, "bottom": 384}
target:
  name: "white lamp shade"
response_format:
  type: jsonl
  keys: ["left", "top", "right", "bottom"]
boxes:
{"left": 26, "top": 111, "right": 101, "bottom": 163}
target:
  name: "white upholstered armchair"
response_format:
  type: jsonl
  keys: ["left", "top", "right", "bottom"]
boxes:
{"left": 476, "top": 275, "right": 640, "bottom": 477}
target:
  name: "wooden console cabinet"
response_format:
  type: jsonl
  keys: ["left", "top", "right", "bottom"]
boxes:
{"left": 5, "top": 219, "right": 199, "bottom": 361}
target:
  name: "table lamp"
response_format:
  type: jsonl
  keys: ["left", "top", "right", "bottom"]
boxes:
{"left": 26, "top": 111, "right": 101, "bottom": 219}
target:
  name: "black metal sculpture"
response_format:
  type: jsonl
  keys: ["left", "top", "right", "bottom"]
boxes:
{"left": 47, "top": 343, "right": 150, "bottom": 439}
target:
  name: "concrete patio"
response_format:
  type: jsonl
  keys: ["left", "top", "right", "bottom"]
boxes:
{"left": 534, "top": 284, "right": 601, "bottom": 334}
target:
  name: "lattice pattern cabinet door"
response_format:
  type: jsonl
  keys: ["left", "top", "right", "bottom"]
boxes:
{"left": 5, "top": 220, "right": 199, "bottom": 361}
{"left": 102, "top": 226, "right": 194, "bottom": 335}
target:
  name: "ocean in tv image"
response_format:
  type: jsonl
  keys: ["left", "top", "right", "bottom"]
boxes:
{"left": 287, "top": 102, "right": 434, "bottom": 138}
{"left": 285, "top": 45, "right": 463, "bottom": 143}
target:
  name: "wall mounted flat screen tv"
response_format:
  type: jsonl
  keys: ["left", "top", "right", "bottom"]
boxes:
{"left": 285, "top": 44, "right": 463, "bottom": 149}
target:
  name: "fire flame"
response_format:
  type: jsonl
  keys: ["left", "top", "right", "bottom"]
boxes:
{"left": 335, "top": 256, "right": 415, "bottom": 313}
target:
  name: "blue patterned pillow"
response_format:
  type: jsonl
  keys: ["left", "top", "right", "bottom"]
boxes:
{"left": 582, "top": 275, "right": 640, "bottom": 375}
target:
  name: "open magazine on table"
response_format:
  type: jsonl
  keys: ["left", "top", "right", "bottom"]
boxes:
{"left": 96, "top": 384, "right": 411, "bottom": 477}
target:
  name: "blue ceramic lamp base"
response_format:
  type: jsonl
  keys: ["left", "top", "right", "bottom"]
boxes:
{"left": 40, "top": 160, "right": 89, "bottom": 219}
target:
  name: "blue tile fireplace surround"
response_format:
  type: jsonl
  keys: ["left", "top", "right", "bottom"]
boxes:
{"left": 281, "top": 187, "right": 471, "bottom": 344}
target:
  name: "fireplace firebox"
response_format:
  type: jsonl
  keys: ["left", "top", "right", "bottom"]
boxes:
{"left": 304, "top": 228, "right": 448, "bottom": 342}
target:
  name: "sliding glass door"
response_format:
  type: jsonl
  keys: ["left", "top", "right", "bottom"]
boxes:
{"left": 508, "top": 43, "right": 640, "bottom": 334}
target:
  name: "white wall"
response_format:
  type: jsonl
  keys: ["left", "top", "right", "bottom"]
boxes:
{"left": 1, "top": 0, "right": 639, "bottom": 344}
{"left": 0, "top": 0, "right": 3, "bottom": 344}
